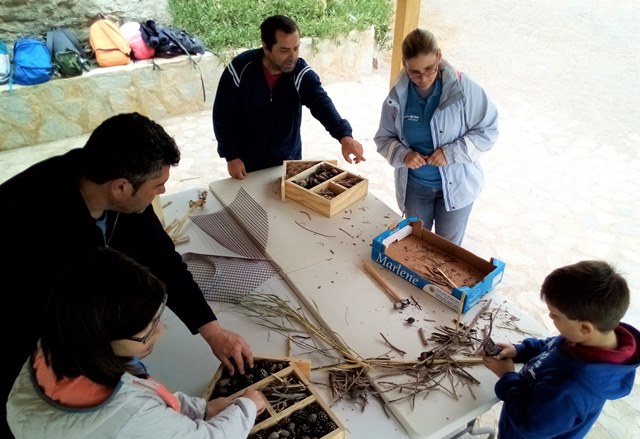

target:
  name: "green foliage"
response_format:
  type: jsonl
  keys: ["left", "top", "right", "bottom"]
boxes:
{"left": 169, "top": 0, "right": 393, "bottom": 56}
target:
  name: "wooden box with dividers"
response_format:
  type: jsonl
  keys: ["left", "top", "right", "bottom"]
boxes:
{"left": 281, "top": 160, "right": 368, "bottom": 217}
{"left": 204, "top": 354, "right": 346, "bottom": 439}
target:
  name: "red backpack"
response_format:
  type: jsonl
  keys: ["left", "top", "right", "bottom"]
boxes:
{"left": 89, "top": 18, "right": 131, "bottom": 67}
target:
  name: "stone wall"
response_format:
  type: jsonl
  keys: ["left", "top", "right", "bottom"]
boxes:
{"left": 0, "top": 27, "right": 375, "bottom": 151}
{"left": 0, "top": 54, "right": 222, "bottom": 151}
{"left": 0, "top": 0, "right": 172, "bottom": 44}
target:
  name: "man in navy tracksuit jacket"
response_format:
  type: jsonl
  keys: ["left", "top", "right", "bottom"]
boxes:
{"left": 212, "top": 15, "right": 365, "bottom": 179}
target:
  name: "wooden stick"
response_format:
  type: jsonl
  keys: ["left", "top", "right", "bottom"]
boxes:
{"left": 164, "top": 218, "right": 179, "bottom": 234}
{"left": 379, "top": 332, "right": 407, "bottom": 355}
{"left": 363, "top": 261, "right": 403, "bottom": 303}
{"left": 418, "top": 327, "right": 429, "bottom": 347}
{"left": 171, "top": 211, "right": 191, "bottom": 238}
{"left": 434, "top": 267, "right": 459, "bottom": 289}
{"left": 172, "top": 235, "right": 190, "bottom": 245}
{"left": 455, "top": 291, "right": 467, "bottom": 334}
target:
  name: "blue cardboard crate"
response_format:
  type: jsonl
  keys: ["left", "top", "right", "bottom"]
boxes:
{"left": 371, "top": 217, "right": 505, "bottom": 313}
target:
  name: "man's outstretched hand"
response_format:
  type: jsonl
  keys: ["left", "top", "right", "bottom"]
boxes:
{"left": 340, "top": 136, "right": 366, "bottom": 164}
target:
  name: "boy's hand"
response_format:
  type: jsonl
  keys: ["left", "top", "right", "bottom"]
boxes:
{"left": 493, "top": 343, "right": 517, "bottom": 360}
{"left": 483, "top": 354, "right": 515, "bottom": 377}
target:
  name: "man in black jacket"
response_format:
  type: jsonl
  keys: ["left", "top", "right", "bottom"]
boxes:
{"left": 0, "top": 112, "right": 252, "bottom": 438}
{"left": 213, "top": 14, "right": 366, "bottom": 179}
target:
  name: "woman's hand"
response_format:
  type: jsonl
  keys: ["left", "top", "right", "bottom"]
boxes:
{"left": 404, "top": 149, "right": 448, "bottom": 169}
{"left": 424, "top": 148, "right": 447, "bottom": 166}
{"left": 404, "top": 151, "right": 427, "bottom": 169}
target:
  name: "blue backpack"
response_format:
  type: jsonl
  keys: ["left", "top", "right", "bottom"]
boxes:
{"left": 12, "top": 38, "right": 53, "bottom": 85}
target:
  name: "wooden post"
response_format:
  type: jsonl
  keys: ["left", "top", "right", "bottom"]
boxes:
{"left": 390, "top": 0, "right": 421, "bottom": 89}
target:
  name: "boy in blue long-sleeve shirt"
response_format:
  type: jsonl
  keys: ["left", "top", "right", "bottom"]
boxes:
{"left": 483, "top": 260, "right": 639, "bottom": 438}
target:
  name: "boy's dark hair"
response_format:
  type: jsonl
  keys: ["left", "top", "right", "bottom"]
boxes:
{"left": 40, "top": 247, "right": 167, "bottom": 387}
{"left": 80, "top": 112, "right": 180, "bottom": 192}
{"left": 260, "top": 15, "right": 299, "bottom": 51}
{"left": 540, "top": 260, "right": 629, "bottom": 331}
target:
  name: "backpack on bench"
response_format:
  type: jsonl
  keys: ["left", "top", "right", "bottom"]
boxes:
{"left": 89, "top": 18, "right": 131, "bottom": 67}
{"left": 46, "top": 27, "right": 90, "bottom": 77}
{"left": 0, "top": 41, "right": 10, "bottom": 84}
{"left": 12, "top": 38, "right": 53, "bottom": 85}
{"left": 139, "top": 20, "right": 205, "bottom": 58}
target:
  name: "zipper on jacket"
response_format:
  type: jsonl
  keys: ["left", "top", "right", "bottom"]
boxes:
{"left": 101, "top": 212, "right": 119, "bottom": 247}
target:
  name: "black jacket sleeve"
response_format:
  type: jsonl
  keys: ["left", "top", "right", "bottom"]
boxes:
{"left": 111, "top": 206, "right": 217, "bottom": 334}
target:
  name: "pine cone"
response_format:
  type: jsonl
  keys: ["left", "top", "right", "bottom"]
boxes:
{"left": 317, "top": 411, "right": 330, "bottom": 423}
{"left": 291, "top": 410, "right": 308, "bottom": 424}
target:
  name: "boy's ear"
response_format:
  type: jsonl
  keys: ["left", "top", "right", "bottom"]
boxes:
{"left": 579, "top": 321, "right": 595, "bottom": 336}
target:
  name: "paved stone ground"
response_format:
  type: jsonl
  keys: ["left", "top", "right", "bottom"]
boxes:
{"left": 1, "top": 1, "right": 638, "bottom": 437}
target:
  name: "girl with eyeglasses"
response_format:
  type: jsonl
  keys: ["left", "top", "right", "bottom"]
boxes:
{"left": 7, "top": 247, "right": 265, "bottom": 438}
{"left": 375, "top": 28, "right": 499, "bottom": 246}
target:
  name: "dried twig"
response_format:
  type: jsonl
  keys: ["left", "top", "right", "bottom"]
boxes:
{"left": 300, "top": 210, "right": 312, "bottom": 220}
{"left": 234, "top": 294, "right": 490, "bottom": 414}
{"left": 339, "top": 227, "right": 354, "bottom": 238}
{"left": 294, "top": 221, "right": 336, "bottom": 238}
{"left": 379, "top": 333, "right": 407, "bottom": 355}
{"left": 418, "top": 328, "right": 429, "bottom": 347}
{"left": 434, "top": 267, "right": 459, "bottom": 289}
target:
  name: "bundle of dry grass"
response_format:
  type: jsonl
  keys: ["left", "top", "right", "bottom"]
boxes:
{"left": 235, "top": 294, "right": 503, "bottom": 412}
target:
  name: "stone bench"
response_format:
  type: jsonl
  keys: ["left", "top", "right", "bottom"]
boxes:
{"left": 0, "top": 27, "right": 375, "bottom": 152}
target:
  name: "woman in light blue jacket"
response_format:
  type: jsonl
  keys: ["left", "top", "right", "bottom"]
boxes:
{"left": 374, "top": 28, "right": 499, "bottom": 245}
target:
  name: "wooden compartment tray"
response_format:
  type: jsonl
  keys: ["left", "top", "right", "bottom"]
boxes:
{"left": 281, "top": 160, "right": 368, "bottom": 217}
{"left": 205, "top": 355, "right": 346, "bottom": 439}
